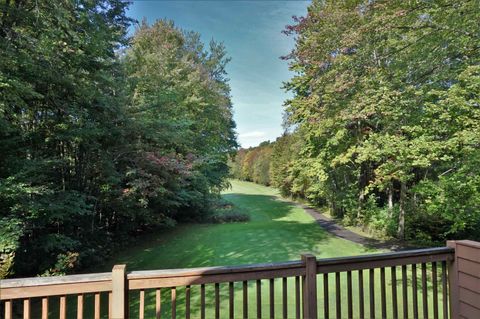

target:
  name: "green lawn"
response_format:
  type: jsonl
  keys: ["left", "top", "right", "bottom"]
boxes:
{"left": 72, "top": 180, "right": 445, "bottom": 318}
{"left": 112, "top": 180, "right": 374, "bottom": 270}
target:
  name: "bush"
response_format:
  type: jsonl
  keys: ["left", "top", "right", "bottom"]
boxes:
{"left": 206, "top": 199, "right": 250, "bottom": 223}
{"left": 208, "top": 211, "right": 250, "bottom": 224}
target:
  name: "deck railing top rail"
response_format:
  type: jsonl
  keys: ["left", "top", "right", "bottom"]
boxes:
{"left": 0, "top": 246, "right": 455, "bottom": 301}
{"left": 0, "top": 247, "right": 454, "bottom": 293}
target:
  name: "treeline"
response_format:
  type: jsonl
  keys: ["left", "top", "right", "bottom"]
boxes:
{"left": 0, "top": 1, "right": 236, "bottom": 278}
{"left": 232, "top": 1, "right": 480, "bottom": 244}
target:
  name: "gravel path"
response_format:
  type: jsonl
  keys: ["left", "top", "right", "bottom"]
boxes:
{"left": 297, "top": 203, "right": 409, "bottom": 251}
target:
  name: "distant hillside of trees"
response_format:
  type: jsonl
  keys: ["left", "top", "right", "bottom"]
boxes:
{"left": 231, "top": 0, "right": 480, "bottom": 244}
{"left": 0, "top": 1, "right": 236, "bottom": 278}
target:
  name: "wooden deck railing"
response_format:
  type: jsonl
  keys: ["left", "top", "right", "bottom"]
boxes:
{"left": 1, "top": 240, "right": 479, "bottom": 318}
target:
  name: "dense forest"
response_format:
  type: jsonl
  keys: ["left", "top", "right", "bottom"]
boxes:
{"left": 0, "top": 1, "right": 236, "bottom": 278}
{"left": 231, "top": 1, "right": 480, "bottom": 244}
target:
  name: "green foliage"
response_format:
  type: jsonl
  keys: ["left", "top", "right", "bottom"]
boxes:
{"left": 233, "top": 1, "right": 480, "bottom": 243}
{"left": 0, "top": 3, "right": 236, "bottom": 277}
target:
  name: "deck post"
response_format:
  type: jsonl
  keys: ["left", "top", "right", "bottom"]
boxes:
{"left": 446, "top": 241, "right": 459, "bottom": 319}
{"left": 449, "top": 240, "right": 480, "bottom": 318}
{"left": 112, "top": 264, "right": 128, "bottom": 319}
{"left": 301, "top": 254, "right": 318, "bottom": 319}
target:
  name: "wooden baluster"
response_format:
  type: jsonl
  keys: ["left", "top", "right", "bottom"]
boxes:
{"left": 216, "top": 283, "right": 220, "bottom": 319}
{"left": 186, "top": 285, "right": 191, "bottom": 319}
{"left": 108, "top": 292, "right": 112, "bottom": 319}
{"left": 4, "top": 300, "right": 12, "bottom": 319}
{"left": 156, "top": 288, "right": 162, "bottom": 319}
{"left": 231, "top": 282, "right": 236, "bottom": 319}
{"left": 42, "top": 297, "right": 49, "bottom": 319}
{"left": 256, "top": 280, "right": 261, "bottom": 319}
{"left": 347, "top": 271, "right": 353, "bottom": 319}
{"left": 77, "top": 294, "right": 84, "bottom": 319}
{"left": 200, "top": 284, "right": 206, "bottom": 319}
{"left": 412, "top": 264, "right": 418, "bottom": 319}
{"left": 369, "top": 269, "right": 375, "bottom": 319}
{"left": 242, "top": 281, "right": 247, "bottom": 319}
{"left": 432, "top": 262, "right": 439, "bottom": 319}
{"left": 94, "top": 293, "right": 100, "bottom": 319}
{"left": 381, "top": 267, "right": 387, "bottom": 319}
{"left": 60, "top": 295, "right": 67, "bottom": 319}
{"left": 295, "top": 276, "right": 301, "bottom": 319}
{"left": 358, "top": 270, "right": 364, "bottom": 319}
{"left": 282, "top": 277, "right": 287, "bottom": 319}
{"left": 23, "top": 298, "right": 30, "bottom": 319}
{"left": 441, "top": 261, "right": 448, "bottom": 319}
{"left": 171, "top": 287, "right": 177, "bottom": 319}
{"left": 139, "top": 290, "right": 145, "bottom": 319}
{"left": 421, "top": 263, "right": 428, "bottom": 319}
{"left": 324, "top": 273, "right": 329, "bottom": 319}
{"left": 335, "top": 272, "right": 341, "bottom": 319}
{"left": 402, "top": 265, "right": 408, "bottom": 318}
{"left": 269, "top": 278, "right": 274, "bottom": 319}
{"left": 391, "top": 266, "right": 398, "bottom": 319}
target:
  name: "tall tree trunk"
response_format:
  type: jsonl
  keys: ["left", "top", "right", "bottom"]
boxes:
{"left": 357, "top": 162, "right": 367, "bottom": 220}
{"left": 388, "top": 183, "right": 394, "bottom": 217}
{"left": 397, "top": 181, "right": 406, "bottom": 239}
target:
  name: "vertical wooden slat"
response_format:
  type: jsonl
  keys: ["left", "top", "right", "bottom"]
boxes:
{"left": 60, "top": 295, "right": 67, "bottom": 319}
{"left": 441, "top": 261, "right": 448, "bottom": 319}
{"left": 359, "top": 270, "right": 364, "bottom": 319}
{"left": 270, "top": 278, "right": 275, "bottom": 319}
{"left": 216, "top": 283, "right": 220, "bottom": 319}
{"left": 171, "top": 287, "right": 177, "bottom": 319}
{"left": 4, "top": 300, "right": 12, "bottom": 319}
{"left": 324, "top": 273, "right": 329, "bottom": 319}
{"left": 256, "top": 280, "right": 261, "bottom": 319}
{"left": 369, "top": 269, "right": 375, "bottom": 318}
{"left": 422, "top": 263, "right": 428, "bottom": 319}
{"left": 139, "top": 290, "right": 145, "bottom": 319}
{"left": 381, "top": 267, "right": 387, "bottom": 319}
{"left": 295, "top": 276, "right": 300, "bottom": 319}
{"left": 242, "top": 281, "right": 247, "bottom": 319}
{"left": 282, "top": 277, "right": 288, "bottom": 319}
{"left": 391, "top": 266, "right": 398, "bottom": 319}
{"left": 23, "top": 298, "right": 30, "bottom": 319}
{"left": 335, "top": 272, "right": 341, "bottom": 319}
{"left": 201, "top": 284, "right": 206, "bottom": 319}
{"left": 156, "top": 288, "right": 162, "bottom": 319}
{"left": 402, "top": 265, "right": 408, "bottom": 319}
{"left": 347, "top": 271, "right": 353, "bottom": 319}
{"left": 77, "top": 294, "right": 84, "bottom": 319}
{"left": 185, "top": 285, "right": 191, "bottom": 319}
{"left": 412, "top": 264, "right": 419, "bottom": 319}
{"left": 108, "top": 292, "right": 112, "bottom": 319}
{"left": 42, "top": 297, "right": 49, "bottom": 319}
{"left": 432, "top": 262, "right": 439, "bottom": 319}
{"left": 95, "top": 293, "right": 100, "bottom": 319}
{"left": 230, "top": 282, "right": 235, "bottom": 319}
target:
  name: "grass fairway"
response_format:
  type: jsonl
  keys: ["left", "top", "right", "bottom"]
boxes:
{"left": 73, "top": 180, "right": 444, "bottom": 318}
{"left": 113, "top": 180, "right": 374, "bottom": 270}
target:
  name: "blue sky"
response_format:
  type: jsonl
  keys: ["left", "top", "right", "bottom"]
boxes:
{"left": 127, "top": 1, "right": 310, "bottom": 148}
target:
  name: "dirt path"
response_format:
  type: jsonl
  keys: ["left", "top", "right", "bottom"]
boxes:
{"left": 297, "top": 203, "right": 410, "bottom": 251}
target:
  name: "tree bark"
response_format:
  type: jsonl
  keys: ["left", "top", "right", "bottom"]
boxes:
{"left": 397, "top": 181, "right": 406, "bottom": 239}
{"left": 388, "top": 183, "right": 394, "bottom": 217}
